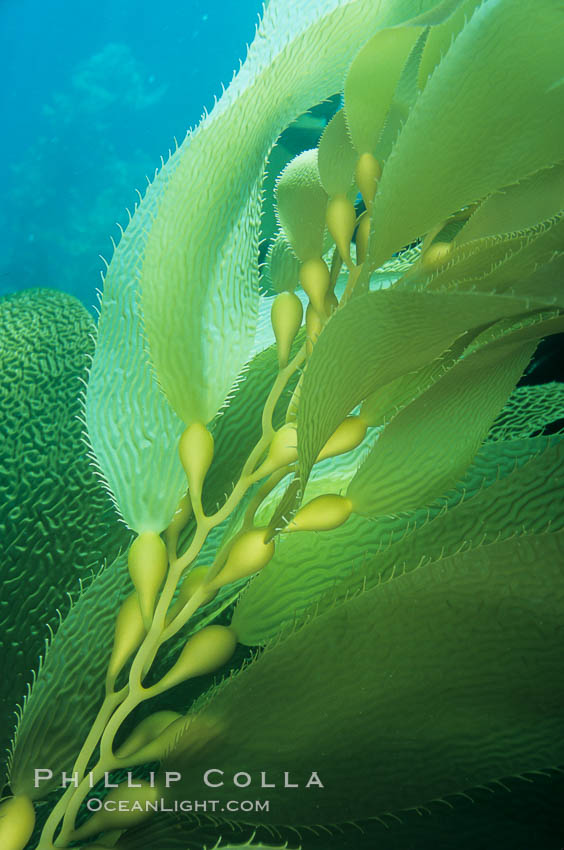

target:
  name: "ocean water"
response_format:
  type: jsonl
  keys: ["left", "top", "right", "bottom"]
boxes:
{"left": 1, "top": 2, "right": 564, "bottom": 849}
{"left": 0, "top": 0, "right": 262, "bottom": 307}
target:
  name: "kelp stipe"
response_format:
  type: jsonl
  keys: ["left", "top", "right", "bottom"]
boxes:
{"left": 1, "top": 0, "right": 564, "bottom": 848}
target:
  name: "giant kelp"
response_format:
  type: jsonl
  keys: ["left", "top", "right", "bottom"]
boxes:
{"left": 1, "top": 1, "right": 563, "bottom": 849}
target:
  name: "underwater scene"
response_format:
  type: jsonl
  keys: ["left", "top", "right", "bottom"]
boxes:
{"left": 1, "top": 0, "right": 564, "bottom": 848}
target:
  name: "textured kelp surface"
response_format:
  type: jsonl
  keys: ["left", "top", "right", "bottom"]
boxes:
{"left": 233, "top": 435, "right": 564, "bottom": 644}
{"left": 0, "top": 289, "right": 129, "bottom": 783}
{"left": 165, "top": 532, "right": 564, "bottom": 824}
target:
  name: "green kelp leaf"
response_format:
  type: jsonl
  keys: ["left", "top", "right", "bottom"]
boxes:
{"left": 342, "top": 0, "right": 465, "bottom": 157}
{"left": 234, "top": 433, "right": 562, "bottom": 646}
{"left": 264, "top": 233, "right": 300, "bottom": 293}
{"left": 139, "top": 0, "right": 441, "bottom": 426}
{"left": 347, "top": 337, "right": 537, "bottom": 516}
{"left": 8, "top": 554, "right": 131, "bottom": 799}
{"left": 416, "top": 0, "right": 482, "bottom": 89}
{"left": 344, "top": 25, "right": 422, "bottom": 155}
{"left": 367, "top": 0, "right": 564, "bottom": 271}
{"left": 296, "top": 289, "right": 537, "bottom": 484}
{"left": 329, "top": 436, "right": 564, "bottom": 609}
{"left": 85, "top": 152, "right": 187, "bottom": 534}
{"left": 274, "top": 149, "right": 329, "bottom": 262}
{"left": 488, "top": 383, "right": 564, "bottom": 442}
{"left": 455, "top": 162, "right": 564, "bottom": 246}
{"left": 373, "top": 27, "right": 429, "bottom": 165}
{"left": 163, "top": 531, "right": 564, "bottom": 825}
{"left": 317, "top": 109, "right": 357, "bottom": 198}
{"left": 359, "top": 332, "right": 470, "bottom": 427}
{"left": 0, "top": 289, "right": 130, "bottom": 783}
{"left": 403, "top": 213, "right": 564, "bottom": 301}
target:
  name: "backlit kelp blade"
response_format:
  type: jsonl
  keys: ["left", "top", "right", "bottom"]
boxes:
{"left": 402, "top": 214, "right": 564, "bottom": 299}
{"left": 296, "top": 289, "right": 541, "bottom": 486}
{"left": 347, "top": 337, "right": 537, "bottom": 516}
{"left": 454, "top": 162, "right": 564, "bottom": 246}
{"left": 139, "top": 0, "right": 445, "bottom": 425}
{"left": 163, "top": 531, "right": 564, "bottom": 825}
{"left": 234, "top": 435, "right": 564, "bottom": 645}
{"left": 366, "top": 0, "right": 564, "bottom": 271}
{"left": 85, "top": 152, "right": 188, "bottom": 534}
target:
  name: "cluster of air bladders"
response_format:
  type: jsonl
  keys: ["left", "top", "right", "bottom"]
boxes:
{"left": 0, "top": 15, "right": 505, "bottom": 850}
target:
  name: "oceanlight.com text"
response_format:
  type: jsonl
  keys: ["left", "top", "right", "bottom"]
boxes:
{"left": 86, "top": 797, "right": 270, "bottom": 814}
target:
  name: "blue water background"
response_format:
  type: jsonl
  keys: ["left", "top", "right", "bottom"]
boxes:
{"left": 0, "top": 0, "right": 262, "bottom": 310}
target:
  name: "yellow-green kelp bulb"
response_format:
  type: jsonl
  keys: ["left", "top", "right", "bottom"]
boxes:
{"left": 149, "top": 626, "right": 237, "bottom": 696}
{"left": 421, "top": 241, "right": 452, "bottom": 270}
{"left": 178, "top": 423, "right": 214, "bottom": 509}
{"left": 299, "top": 258, "right": 330, "bottom": 316}
{"left": 254, "top": 423, "right": 298, "bottom": 479}
{"left": 210, "top": 529, "right": 275, "bottom": 589}
{"left": 326, "top": 194, "right": 356, "bottom": 268}
{"left": 266, "top": 233, "right": 301, "bottom": 293}
{"left": 115, "top": 710, "right": 182, "bottom": 760}
{"left": 284, "top": 494, "right": 353, "bottom": 533}
{"left": 0, "top": 795, "right": 35, "bottom": 850}
{"left": 316, "top": 416, "right": 368, "bottom": 463}
{"left": 127, "top": 532, "right": 168, "bottom": 628}
{"left": 355, "top": 152, "right": 382, "bottom": 211}
{"left": 317, "top": 108, "right": 357, "bottom": 198}
{"left": 70, "top": 781, "right": 161, "bottom": 841}
{"left": 164, "top": 492, "right": 192, "bottom": 547}
{"left": 166, "top": 565, "right": 218, "bottom": 623}
{"left": 275, "top": 149, "right": 328, "bottom": 262}
{"left": 271, "top": 291, "right": 303, "bottom": 369}
{"left": 106, "top": 592, "right": 146, "bottom": 687}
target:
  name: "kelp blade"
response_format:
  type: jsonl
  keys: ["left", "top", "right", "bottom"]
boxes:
{"left": 163, "top": 531, "right": 564, "bottom": 825}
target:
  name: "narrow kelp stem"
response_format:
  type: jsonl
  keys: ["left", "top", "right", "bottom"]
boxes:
{"left": 37, "top": 692, "right": 124, "bottom": 849}
{"left": 40, "top": 343, "right": 306, "bottom": 848}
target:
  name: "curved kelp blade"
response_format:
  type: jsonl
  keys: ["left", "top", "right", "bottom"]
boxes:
{"left": 402, "top": 214, "right": 564, "bottom": 303}
{"left": 335, "top": 436, "right": 564, "bottom": 606}
{"left": 416, "top": 0, "right": 482, "bottom": 89}
{"left": 0, "top": 290, "right": 130, "bottom": 783}
{"left": 8, "top": 555, "right": 131, "bottom": 799}
{"left": 347, "top": 336, "right": 537, "bottom": 516}
{"left": 343, "top": 0, "right": 469, "bottom": 156}
{"left": 366, "top": 0, "right": 564, "bottom": 271}
{"left": 233, "top": 434, "right": 563, "bottom": 645}
{"left": 344, "top": 25, "right": 422, "bottom": 155}
{"left": 162, "top": 531, "right": 564, "bottom": 826}
{"left": 296, "top": 289, "right": 539, "bottom": 483}
{"left": 454, "top": 162, "right": 564, "bottom": 247}
{"left": 317, "top": 109, "right": 357, "bottom": 198}
{"left": 138, "top": 0, "right": 443, "bottom": 425}
{"left": 85, "top": 153, "right": 187, "bottom": 534}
